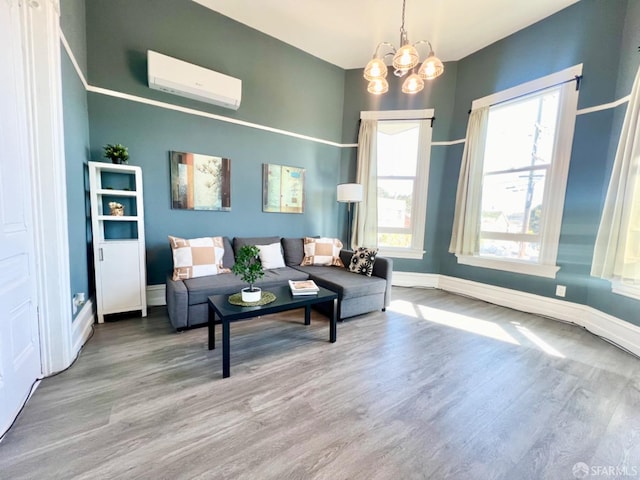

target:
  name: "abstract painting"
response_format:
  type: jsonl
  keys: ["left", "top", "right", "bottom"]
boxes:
{"left": 262, "top": 163, "right": 305, "bottom": 213}
{"left": 170, "top": 151, "right": 231, "bottom": 211}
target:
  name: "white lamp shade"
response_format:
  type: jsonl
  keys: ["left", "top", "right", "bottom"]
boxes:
{"left": 337, "top": 183, "right": 363, "bottom": 203}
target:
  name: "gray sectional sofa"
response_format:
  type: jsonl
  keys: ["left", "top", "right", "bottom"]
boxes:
{"left": 165, "top": 236, "right": 393, "bottom": 330}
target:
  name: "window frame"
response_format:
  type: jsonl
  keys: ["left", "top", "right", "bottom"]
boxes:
{"left": 611, "top": 281, "right": 640, "bottom": 301}
{"left": 456, "top": 65, "right": 583, "bottom": 278}
{"left": 361, "top": 109, "right": 434, "bottom": 259}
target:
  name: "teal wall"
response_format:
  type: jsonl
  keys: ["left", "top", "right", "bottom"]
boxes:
{"left": 61, "top": 0, "right": 91, "bottom": 320}
{"left": 60, "top": 0, "right": 639, "bottom": 326}
{"left": 340, "top": 0, "right": 639, "bottom": 326}
{"left": 340, "top": 63, "right": 458, "bottom": 274}
{"left": 60, "top": 0, "right": 87, "bottom": 78}
{"left": 439, "top": 0, "right": 627, "bottom": 306}
{"left": 85, "top": 0, "right": 344, "bottom": 142}
{"left": 84, "top": 0, "right": 346, "bottom": 285}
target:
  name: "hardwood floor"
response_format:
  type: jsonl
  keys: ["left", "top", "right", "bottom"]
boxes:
{"left": 1, "top": 287, "right": 639, "bottom": 480}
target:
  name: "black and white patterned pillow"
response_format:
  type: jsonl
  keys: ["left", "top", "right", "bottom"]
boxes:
{"left": 348, "top": 247, "right": 378, "bottom": 277}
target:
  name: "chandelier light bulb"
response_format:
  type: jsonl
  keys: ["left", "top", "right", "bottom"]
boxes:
{"left": 418, "top": 52, "right": 445, "bottom": 80}
{"left": 364, "top": 57, "right": 388, "bottom": 81}
{"left": 424, "top": 62, "right": 436, "bottom": 77}
{"left": 401, "top": 73, "right": 424, "bottom": 94}
{"left": 392, "top": 44, "right": 419, "bottom": 73}
{"left": 367, "top": 78, "right": 389, "bottom": 95}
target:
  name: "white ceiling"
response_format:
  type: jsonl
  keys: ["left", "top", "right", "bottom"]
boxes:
{"left": 194, "top": 0, "right": 580, "bottom": 69}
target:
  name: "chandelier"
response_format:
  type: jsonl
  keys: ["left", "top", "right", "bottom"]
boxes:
{"left": 364, "top": 0, "right": 444, "bottom": 95}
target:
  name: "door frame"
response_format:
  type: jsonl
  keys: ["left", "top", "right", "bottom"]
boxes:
{"left": 20, "top": 0, "right": 74, "bottom": 375}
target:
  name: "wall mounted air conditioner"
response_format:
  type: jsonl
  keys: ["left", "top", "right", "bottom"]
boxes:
{"left": 147, "top": 50, "right": 241, "bottom": 110}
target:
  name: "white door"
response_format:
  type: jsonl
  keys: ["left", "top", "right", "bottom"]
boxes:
{"left": 0, "top": 0, "right": 42, "bottom": 435}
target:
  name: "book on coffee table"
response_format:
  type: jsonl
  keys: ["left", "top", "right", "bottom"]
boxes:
{"left": 289, "top": 280, "right": 319, "bottom": 295}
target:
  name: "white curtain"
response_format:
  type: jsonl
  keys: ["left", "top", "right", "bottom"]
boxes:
{"left": 353, "top": 119, "right": 378, "bottom": 249}
{"left": 449, "top": 106, "right": 490, "bottom": 256}
{"left": 592, "top": 65, "right": 640, "bottom": 284}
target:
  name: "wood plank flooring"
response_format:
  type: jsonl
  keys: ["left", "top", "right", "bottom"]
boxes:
{"left": 1, "top": 287, "right": 639, "bottom": 480}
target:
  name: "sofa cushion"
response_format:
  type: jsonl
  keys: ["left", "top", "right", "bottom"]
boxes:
{"left": 221, "top": 236, "right": 235, "bottom": 269}
{"left": 168, "top": 235, "right": 229, "bottom": 281}
{"left": 301, "top": 237, "right": 345, "bottom": 267}
{"left": 183, "top": 273, "right": 246, "bottom": 305}
{"left": 255, "top": 267, "right": 309, "bottom": 288}
{"left": 282, "top": 237, "right": 304, "bottom": 266}
{"left": 294, "top": 265, "right": 386, "bottom": 299}
{"left": 183, "top": 267, "right": 309, "bottom": 305}
{"left": 233, "top": 236, "right": 281, "bottom": 253}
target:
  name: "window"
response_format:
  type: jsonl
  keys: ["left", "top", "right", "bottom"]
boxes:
{"left": 591, "top": 65, "right": 640, "bottom": 300}
{"left": 480, "top": 88, "right": 560, "bottom": 262}
{"left": 454, "top": 65, "right": 582, "bottom": 278}
{"left": 361, "top": 110, "right": 433, "bottom": 259}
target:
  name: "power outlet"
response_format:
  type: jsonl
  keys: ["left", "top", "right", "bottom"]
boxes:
{"left": 72, "top": 292, "right": 86, "bottom": 315}
{"left": 555, "top": 285, "right": 566, "bottom": 297}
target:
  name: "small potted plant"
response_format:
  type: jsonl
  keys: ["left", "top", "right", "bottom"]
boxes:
{"left": 231, "top": 245, "right": 264, "bottom": 302}
{"left": 103, "top": 143, "right": 129, "bottom": 164}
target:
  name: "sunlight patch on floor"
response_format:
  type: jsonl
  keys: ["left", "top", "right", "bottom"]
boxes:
{"left": 512, "top": 323, "right": 565, "bottom": 358}
{"left": 389, "top": 300, "right": 520, "bottom": 345}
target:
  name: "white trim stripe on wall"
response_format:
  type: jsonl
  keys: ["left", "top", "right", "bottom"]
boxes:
{"left": 59, "top": 33, "right": 632, "bottom": 151}
{"left": 59, "top": 30, "right": 88, "bottom": 90}
{"left": 432, "top": 139, "right": 466, "bottom": 146}
{"left": 576, "top": 94, "right": 632, "bottom": 115}
{"left": 59, "top": 31, "right": 348, "bottom": 149}
{"left": 86, "top": 85, "right": 348, "bottom": 147}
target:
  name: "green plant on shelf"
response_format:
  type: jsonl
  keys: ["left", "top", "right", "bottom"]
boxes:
{"left": 103, "top": 143, "right": 129, "bottom": 164}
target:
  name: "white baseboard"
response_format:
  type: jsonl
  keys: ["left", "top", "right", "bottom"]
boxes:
{"left": 147, "top": 284, "right": 166, "bottom": 306}
{"left": 582, "top": 308, "right": 640, "bottom": 358}
{"left": 393, "top": 271, "right": 640, "bottom": 358}
{"left": 437, "top": 275, "right": 583, "bottom": 323}
{"left": 72, "top": 298, "right": 94, "bottom": 355}
{"left": 392, "top": 271, "right": 439, "bottom": 288}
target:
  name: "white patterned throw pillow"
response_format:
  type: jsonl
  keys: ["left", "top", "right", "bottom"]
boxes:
{"left": 300, "top": 237, "right": 345, "bottom": 267}
{"left": 348, "top": 247, "right": 378, "bottom": 277}
{"left": 168, "top": 235, "right": 229, "bottom": 281}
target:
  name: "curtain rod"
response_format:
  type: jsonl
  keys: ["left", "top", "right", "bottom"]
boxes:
{"left": 468, "top": 75, "right": 582, "bottom": 114}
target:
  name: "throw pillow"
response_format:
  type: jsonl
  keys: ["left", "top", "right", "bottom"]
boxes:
{"left": 168, "top": 235, "right": 230, "bottom": 281}
{"left": 348, "top": 247, "right": 378, "bottom": 277}
{"left": 256, "top": 242, "right": 286, "bottom": 269}
{"left": 300, "top": 237, "right": 345, "bottom": 267}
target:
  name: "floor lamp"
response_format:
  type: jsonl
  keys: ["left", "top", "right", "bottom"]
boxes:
{"left": 337, "top": 183, "right": 363, "bottom": 249}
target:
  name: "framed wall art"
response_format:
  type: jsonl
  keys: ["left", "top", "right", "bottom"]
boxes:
{"left": 170, "top": 151, "right": 231, "bottom": 211}
{"left": 262, "top": 163, "right": 305, "bottom": 214}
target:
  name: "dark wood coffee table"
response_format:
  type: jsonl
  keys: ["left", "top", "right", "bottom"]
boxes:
{"left": 207, "top": 285, "right": 338, "bottom": 378}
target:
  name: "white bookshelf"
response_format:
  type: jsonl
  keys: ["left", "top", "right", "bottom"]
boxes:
{"left": 88, "top": 161, "right": 147, "bottom": 323}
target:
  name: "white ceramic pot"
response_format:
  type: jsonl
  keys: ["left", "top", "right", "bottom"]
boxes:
{"left": 241, "top": 287, "right": 261, "bottom": 303}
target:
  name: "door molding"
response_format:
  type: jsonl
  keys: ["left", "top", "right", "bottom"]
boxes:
{"left": 20, "top": 0, "right": 73, "bottom": 375}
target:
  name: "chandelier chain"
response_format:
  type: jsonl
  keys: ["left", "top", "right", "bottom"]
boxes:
{"left": 400, "top": 0, "right": 406, "bottom": 31}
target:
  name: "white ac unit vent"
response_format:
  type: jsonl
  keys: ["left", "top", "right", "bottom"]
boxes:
{"left": 147, "top": 50, "right": 241, "bottom": 110}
